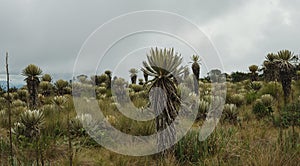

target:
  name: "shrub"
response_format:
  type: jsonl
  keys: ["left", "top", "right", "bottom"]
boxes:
{"left": 222, "top": 104, "right": 238, "bottom": 125}
{"left": 237, "top": 88, "right": 247, "bottom": 94}
{"left": 71, "top": 113, "right": 105, "bottom": 135}
{"left": 201, "top": 83, "right": 211, "bottom": 95}
{"left": 70, "top": 116, "right": 86, "bottom": 137}
{"left": 175, "top": 129, "right": 217, "bottom": 163}
{"left": 98, "top": 74, "right": 109, "bottom": 85}
{"left": 99, "top": 82, "right": 107, "bottom": 87}
{"left": 11, "top": 92, "right": 19, "bottom": 100}
{"left": 175, "top": 127, "right": 236, "bottom": 164}
{"left": 197, "top": 99, "right": 209, "bottom": 120}
{"left": 230, "top": 94, "right": 245, "bottom": 107}
{"left": 72, "top": 82, "right": 94, "bottom": 97}
{"left": 260, "top": 94, "right": 274, "bottom": 107}
{"left": 225, "top": 91, "right": 233, "bottom": 104}
{"left": 227, "top": 82, "right": 237, "bottom": 91}
{"left": 137, "top": 79, "right": 143, "bottom": 85}
{"left": 113, "top": 115, "right": 155, "bottom": 136}
{"left": 129, "top": 84, "right": 143, "bottom": 93}
{"left": 39, "top": 81, "right": 52, "bottom": 96}
{"left": 106, "top": 115, "right": 116, "bottom": 125}
{"left": 203, "top": 95, "right": 212, "bottom": 103}
{"left": 260, "top": 81, "right": 283, "bottom": 100}
{"left": 252, "top": 99, "right": 271, "bottom": 119}
{"left": 280, "top": 102, "right": 300, "bottom": 128}
{"left": 2, "top": 93, "right": 13, "bottom": 101}
{"left": 131, "top": 95, "right": 148, "bottom": 108}
{"left": 245, "top": 90, "right": 258, "bottom": 104}
{"left": 52, "top": 96, "right": 67, "bottom": 110}
{"left": 96, "top": 87, "right": 107, "bottom": 95}
{"left": 203, "top": 95, "right": 224, "bottom": 105}
{"left": 13, "top": 109, "right": 45, "bottom": 139}
{"left": 198, "top": 81, "right": 205, "bottom": 88}
{"left": 112, "top": 78, "right": 129, "bottom": 103}
{"left": 12, "top": 99, "right": 26, "bottom": 107}
{"left": 0, "top": 97, "right": 6, "bottom": 110}
{"left": 249, "top": 81, "right": 262, "bottom": 91}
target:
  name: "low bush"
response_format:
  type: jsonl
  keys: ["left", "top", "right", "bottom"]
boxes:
{"left": 229, "top": 94, "right": 245, "bottom": 107}
{"left": 197, "top": 99, "right": 209, "bottom": 120}
{"left": 222, "top": 104, "right": 238, "bottom": 125}
{"left": 252, "top": 99, "right": 272, "bottom": 119}
{"left": 260, "top": 82, "right": 283, "bottom": 100}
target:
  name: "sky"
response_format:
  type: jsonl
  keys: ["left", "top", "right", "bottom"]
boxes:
{"left": 0, "top": 0, "right": 299, "bottom": 85}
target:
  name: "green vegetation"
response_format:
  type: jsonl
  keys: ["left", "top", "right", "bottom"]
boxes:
{"left": 0, "top": 48, "right": 300, "bottom": 165}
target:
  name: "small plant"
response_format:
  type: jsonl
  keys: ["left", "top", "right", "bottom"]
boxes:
{"left": 203, "top": 95, "right": 212, "bottom": 103}
{"left": 222, "top": 104, "right": 238, "bottom": 125}
{"left": 70, "top": 114, "right": 92, "bottom": 137}
{"left": 281, "top": 102, "right": 300, "bottom": 133}
{"left": 138, "top": 78, "right": 144, "bottom": 85}
{"left": 0, "top": 136, "right": 11, "bottom": 164}
{"left": 52, "top": 96, "right": 67, "bottom": 111}
{"left": 54, "top": 79, "right": 69, "bottom": 95}
{"left": 197, "top": 99, "right": 209, "bottom": 120}
{"left": 260, "top": 81, "right": 283, "bottom": 100}
{"left": 12, "top": 109, "right": 45, "bottom": 165}
{"left": 39, "top": 81, "right": 52, "bottom": 96}
{"left": 96, "top": 74, "right": 109, "bottom": 87}
{"left": 175, "top": 129, "right": 203, "bottom": 163}
{"left": 129, "top": 68, "right": 138, "bottom": 84}
{"left": 175, "top": 127, "right": 236, "bottom": 164}
{"left": 249, "top": 65, "right": 259, "bottom": 81}
{"left": 249, "top": 81, "right": 262, "bottom": 91}
{"left": 17, "top": 89, "right": 29, "bottom": 102}
{"left": 245, "top": 90, "right": 258, "bottom": 104}
{"left": 129, "top": 84, "right": 143, "bottom": 93}
{"left": 96, "top": 86, "right": 107, "bottom": 95}
{"left": 237, "top": 88, "right": 247, "bottom": 94}
{"left": 18, "top": 109, "right": 45, "bottom": 138}
{"left": 12, "top": 99, "right": 26, "bottom": 107}
{"left": 252, "top": 99, "right": 271, "bottom": 119}
{"left": 260, "top": 94, "right": 274, "bottom": 107}
{"left": 230, "top": 94, "right": 245, "bottom": 107}
{"left": 112, "top": 78, "right": 129, "bottom": 104}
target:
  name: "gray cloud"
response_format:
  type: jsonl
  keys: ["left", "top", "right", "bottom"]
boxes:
{"left": 201, "top": 0, "right": 300, "bottom": 73}
{"left": 0, "top": 0, "right": 299, "bottom": 84}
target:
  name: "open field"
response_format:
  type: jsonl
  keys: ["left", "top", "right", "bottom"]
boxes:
{"left": 1, "top": 48, "right": 300, "bottom": 165}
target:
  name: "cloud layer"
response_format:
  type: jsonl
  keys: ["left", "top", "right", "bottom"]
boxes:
{"left": 0, "top": 0, "right": 299, "bottom": 83}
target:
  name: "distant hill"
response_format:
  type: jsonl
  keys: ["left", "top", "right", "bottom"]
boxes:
{"left": 0, "top": 74, "right": 25, "bottom": 91}
{"left": 0, "top": 81, "right": 24, "bottom": 91}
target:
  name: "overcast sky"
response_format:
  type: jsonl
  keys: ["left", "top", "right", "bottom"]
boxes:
{"left": 0, "top": 0, "right": 299, "bottom": 84}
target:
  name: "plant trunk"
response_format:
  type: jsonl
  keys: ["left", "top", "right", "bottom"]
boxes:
{"left": 107, "top": 77, "right": 111, "bottom": 89}
{"left": 6, "top": 52, "right": 14, "bottom": 165}
{"left": 131, "top": 75, "right": 137, "bottom": 84}
{"left": 280, "top": 72, "right": 292, "bottom": 105}
{"left": 33, "top": 82, "right": 37, "bottom": 109}
{"left": 40, "top": 140, "right": 44, "bottom": 166}
{"left": 192, "top": 63, "right": 200, "bottom": 81}
{"left": 144, "top": 73, "right": 148, "bottom": 83}
{"left": 275, "top": 80, "right": 283, "bottom": 149}
{"left": 292, "top": 123, "right": 295, "bottom": 148}
{"left": 152, "top": 78, "right": 179, "bottom": 156}
{"left": 27, "top": 77, "right": 39, "bottom": 109}
{"left": 67, "top": 112, "right": 73, "bottom": 166}
{"left": 193, "top": 77, "right": 199, "bottom": 95}
{"left": 36, "top": 138, "right": 40, "bottom": 166}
